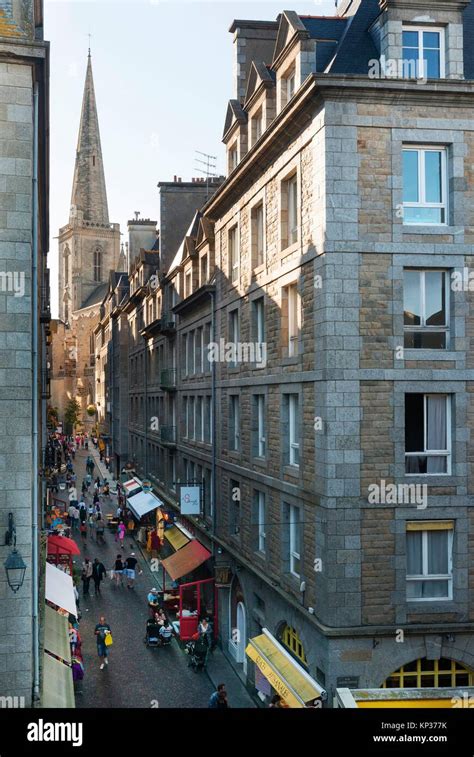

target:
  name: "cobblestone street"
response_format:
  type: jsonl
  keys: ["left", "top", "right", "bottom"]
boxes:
{"left": 58, "top": 448, "right": 216, "bottom": 708}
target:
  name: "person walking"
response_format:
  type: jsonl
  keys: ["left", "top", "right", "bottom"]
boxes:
{"left": 124, "top": 552, "right": 141, "bottom": 589}
{"left": 209, "top": 684, "right": 229, "bottom": 709}
{"left": 117, "top": 521, "right": 126, "bottom": 552}
{"left": 79, "top": 520, "right": 87, "bottom": 543}
{"left": 81, "top": 558, "right": 93, "bottom": 596}
{"left": 95, "top": 615, "right": 112, "bottom": 670}
{"left": 87, "top": 507, "right": 95, "bottom": 539}
{"left": 68, "top": 485, "right": 78, "bottom": 508}
{"left": 72, "top": 505, "right": 80, "bottom": 534}
{"left": 95, "top": 512, "right": 106, "bottom": 545}
{"left": 92, "top": 558, "right": 106, "bottom": 595}
{"left": 113, "top": 554, "right": 124, "bottom": 587}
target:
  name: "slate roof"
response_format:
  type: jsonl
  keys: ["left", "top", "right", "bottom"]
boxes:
{"left": 326, "top": 0, "right": 381, "bottom": 75}
{"left": 80, "top": 283, "right": 108, "bottom": 309}
{"left": 299, "top": 15, "right": 347, "bottom": 41}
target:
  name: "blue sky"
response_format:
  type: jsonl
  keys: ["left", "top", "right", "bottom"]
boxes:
{"left": 45, "top": 0, "right": 335, "bottom": 315}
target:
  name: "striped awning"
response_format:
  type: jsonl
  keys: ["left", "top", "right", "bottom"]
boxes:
{"left": 44, "top": 605, "right": 71, "bottom": 664}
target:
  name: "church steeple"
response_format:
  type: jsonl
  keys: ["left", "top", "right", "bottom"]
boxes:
{"left": 70, "top": 53, "right": 109, "bottom": 224}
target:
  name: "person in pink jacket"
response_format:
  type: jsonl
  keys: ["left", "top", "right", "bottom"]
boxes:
{"left": 117, "top": 521, "right": 126, "bottom": 551}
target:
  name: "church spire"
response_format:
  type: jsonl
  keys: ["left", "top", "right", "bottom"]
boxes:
{"left": 70, "top": 53, "right": 109, "bottom": 224}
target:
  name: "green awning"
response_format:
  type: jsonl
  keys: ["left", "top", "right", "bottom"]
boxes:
{"left": 42, "top": 652, "right": 75, "bottom": 708}
{"left": 44, "top": 605, "right": 71, "bottom": 664}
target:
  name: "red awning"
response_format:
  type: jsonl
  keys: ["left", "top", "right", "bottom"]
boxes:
{"left": 160, "top": 540, "right": 211, "bottom": 581}
{"left": 47, "top": 535, "right": 81, "bottom": 556}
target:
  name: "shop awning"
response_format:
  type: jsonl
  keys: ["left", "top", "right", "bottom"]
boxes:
{"left": 44, "top": 605, "right": 71, "bottom": 664}
{"left": 161, "top": 539, "right": 211, "bottom": 581}
{"left": 47, "top": 535, "right": 81, "bottom": 556}
{"left": 246, "top": 628, "right": 325, "bottom": 708}
{"left": 123, "top": 477, "right": 142, "bottom": 497}
{"left": 42, "top": 652, "right": 75, "bottom": 708}
{"left": 164, "top": 525, "right": 190, "bottom": 551}
{"left": 45, "top": 562, "right": 77, "bottom": 618}
{"left": 127, "top": 490, "right": 163, "bottom": 520}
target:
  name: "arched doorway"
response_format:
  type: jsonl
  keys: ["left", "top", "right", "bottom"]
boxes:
{"left": 229, "top": 575, "right": 247, "bottom": 672}
{"left": 382, "top": 657, "right": 474, "bottom": 688}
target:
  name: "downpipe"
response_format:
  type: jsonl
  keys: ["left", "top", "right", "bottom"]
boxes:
{"left": 31, "top": 81, "right": 40, "bottom": 702}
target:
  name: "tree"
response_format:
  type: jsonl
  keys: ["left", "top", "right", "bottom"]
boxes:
{"left": 47, "top": 405, "right": 59, "bottom": 427}
{"left": 64, "top": 399, "right": 81, "bottom": 435}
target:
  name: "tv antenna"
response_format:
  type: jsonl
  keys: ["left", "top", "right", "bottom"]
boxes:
{"left": 194, "top": 150, "right": 218, "bottom": 199}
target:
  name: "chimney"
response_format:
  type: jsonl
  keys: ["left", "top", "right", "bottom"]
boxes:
{"left": 127, "top": 218, "right": 157, "bottom": 269}
{"left": 229, "top": 18, "right": 279, "bottom": 102}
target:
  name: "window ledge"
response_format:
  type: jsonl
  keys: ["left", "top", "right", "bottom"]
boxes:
{"left": 280, "top": 241, "right": 299, "bottom": 257}
{"left": 402, "top": 225, "right": 461, "bottom": 236}
{"left": 252, "top": 263, "right": 265, "bottom": 275}
{"left": 283, "top": 465, "right": 300, "bottom": 479}
{"left": 404, "top": 349, "right": 457, "bottom": 361}
{"left": 281, "top": 355, "right": 300, "bottom": 366}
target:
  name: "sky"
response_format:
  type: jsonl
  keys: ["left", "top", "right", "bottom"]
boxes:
{"left": 44, "top": 0, "right": 335, "bottom": 316}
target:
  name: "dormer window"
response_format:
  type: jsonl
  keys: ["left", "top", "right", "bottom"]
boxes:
{"left": 252, "top": 107, "right": 263, "bottom": 146}
{"left": 402, "top": 27, "right": 445, "bottom": 80}
{"left": 228, "top": 143, "right": 238, "bottom": 173}
{"left": 286, "top": 70, "right": 295, "bottom": 100}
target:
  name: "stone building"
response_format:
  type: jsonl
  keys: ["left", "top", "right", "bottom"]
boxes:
{"left": 51, "top": 51, "right": 120, "bottom": 434}
{"left": 199, "top": 0, "right": 474, "bottom": 700}
{"left": 97, "top": 0, "right": 474, "bottom": 704}
{"left": 0, "top": 0, "right": 50, "bottom": 704}
{"left": 126, "top": 178, "right": 223, "bottom": 481}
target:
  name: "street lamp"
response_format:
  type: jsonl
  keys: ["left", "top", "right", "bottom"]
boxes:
{"left": 4, "top": 549, "right": 27, "bottom": 594}
{"left": 3, "top": 513, "right": 27, "bottom": 594}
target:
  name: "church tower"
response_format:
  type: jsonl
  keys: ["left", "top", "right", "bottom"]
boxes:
{"left": 58, "top": 51, "right": 120, "bottom": 322}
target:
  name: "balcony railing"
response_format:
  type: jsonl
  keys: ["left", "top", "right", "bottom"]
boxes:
{"left": 160, "top": 368, "right": 177, "bottom": 390}
{"left": 160, "top": 425, "right": 176, "bottom": 446}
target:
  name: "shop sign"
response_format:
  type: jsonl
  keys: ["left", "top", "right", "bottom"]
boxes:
{"left": 337, "top": 676, "right": 359, "bottom": 689}
{"left": 214, "top": 565, "right": 232, "bottom": 587}
{"left": 180, "top": 485, "right": 201, "bottom": 515}
{"left": 255, "top": 666, "right": 272, "bottom": 696}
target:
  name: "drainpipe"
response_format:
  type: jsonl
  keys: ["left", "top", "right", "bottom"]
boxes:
{"left": 143, "top": 333, "right": 148, "bottom": 478}
{"left": 31, "top": 81, "right": 40, "bottom": 702}
{"left": 210, "top": 290, "right": 217, "bottom": 544}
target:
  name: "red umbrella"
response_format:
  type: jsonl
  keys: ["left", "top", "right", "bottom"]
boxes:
{"left": 47, "top": 534, "right": 81, "bottom": 556}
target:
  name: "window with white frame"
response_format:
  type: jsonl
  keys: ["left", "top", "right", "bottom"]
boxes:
{"left": 252, "top": 107, "right": 263, "bottom": 145}
{"left": 283, "top": 393, "right": 300, "bottom": 467}
{"left": 183, "top": 396, "right": 188, "bottom": 438}
{"left": 253, "top": 394, "right": 266, "bottom": 458}
{"left": 403, "top": 146, "right": 447, "bottom": 225}
{"left": 228, "top": 225, "right": 239, "bottom": 283}
{"left": 281, "top": 65, "right": 296, "bottom": 107}
{"left": 204, "top": 396, "right": 211, "bottom": 442}
{"left": 228, "top": 309, "right": 239, "bottom": 368}
{"left": 288, "top": 503, "right": 301, "bottom": 577}
{"left": 286, "top": 173, "right": 298, "bottom": 245}
{"left": 404, "top": 269, "right": 449, "bottom": 349}
{"left": 228, "top": 143, "right": 238, "bottom": 173}
{"left": 229, "top": 394, "right": 240, "bottom": 452}
{"left": 196, "top": 396, "right": 203, "bottom": 441}
{"left": 405, "top": 394, "right": 451, "bottom": 474}
{"left": 253, "top": 296, "right": 265, "bottom": 352}
{"left": 283, "top": 282, "right": 299, "bottom": 357}
{"left": 253, "top": 490, "right": 266, "bottom": 553}
{"left": 402, "top": 27, "right": 445, "bottom": 80}
{"left": 185, "top": 270, "right": 192, "bottom": 298}
{"left": 251, "top": 202, "right": 265, "bottom": 268}
{"left": 200, "top": 254, "right": 208, "bottom": 286}
{"left": 204, "top": 322, "right": 211, "bottom": 371}
{"left": 406, "top": 524, "right": 453, "bottom": 600}
{"left": 188, "top": 395, "right": 195, "bottom": 440}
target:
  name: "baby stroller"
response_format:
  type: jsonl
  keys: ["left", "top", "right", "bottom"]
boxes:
{"left": 144, "top": 620, "right": 162, "bottom": 648}
{"left": 185, "top": 635, "right": 209, "bottom": 672}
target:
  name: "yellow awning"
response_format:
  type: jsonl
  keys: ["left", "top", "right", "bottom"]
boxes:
{"left": 164, "top": 525, "right": 190, "bottom": 551}
{"left": 44, "top": 605, "right": 71, "bottom": 664}
{"left": 246, "top": 629, "right": 324, "bottom": 708}
{"left": 42, "top": 652, "right": 75, "bottom": 708}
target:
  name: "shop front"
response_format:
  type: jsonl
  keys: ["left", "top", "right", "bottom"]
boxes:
{"left": 246, "top": 628, "right": 326, "bottom": 708}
